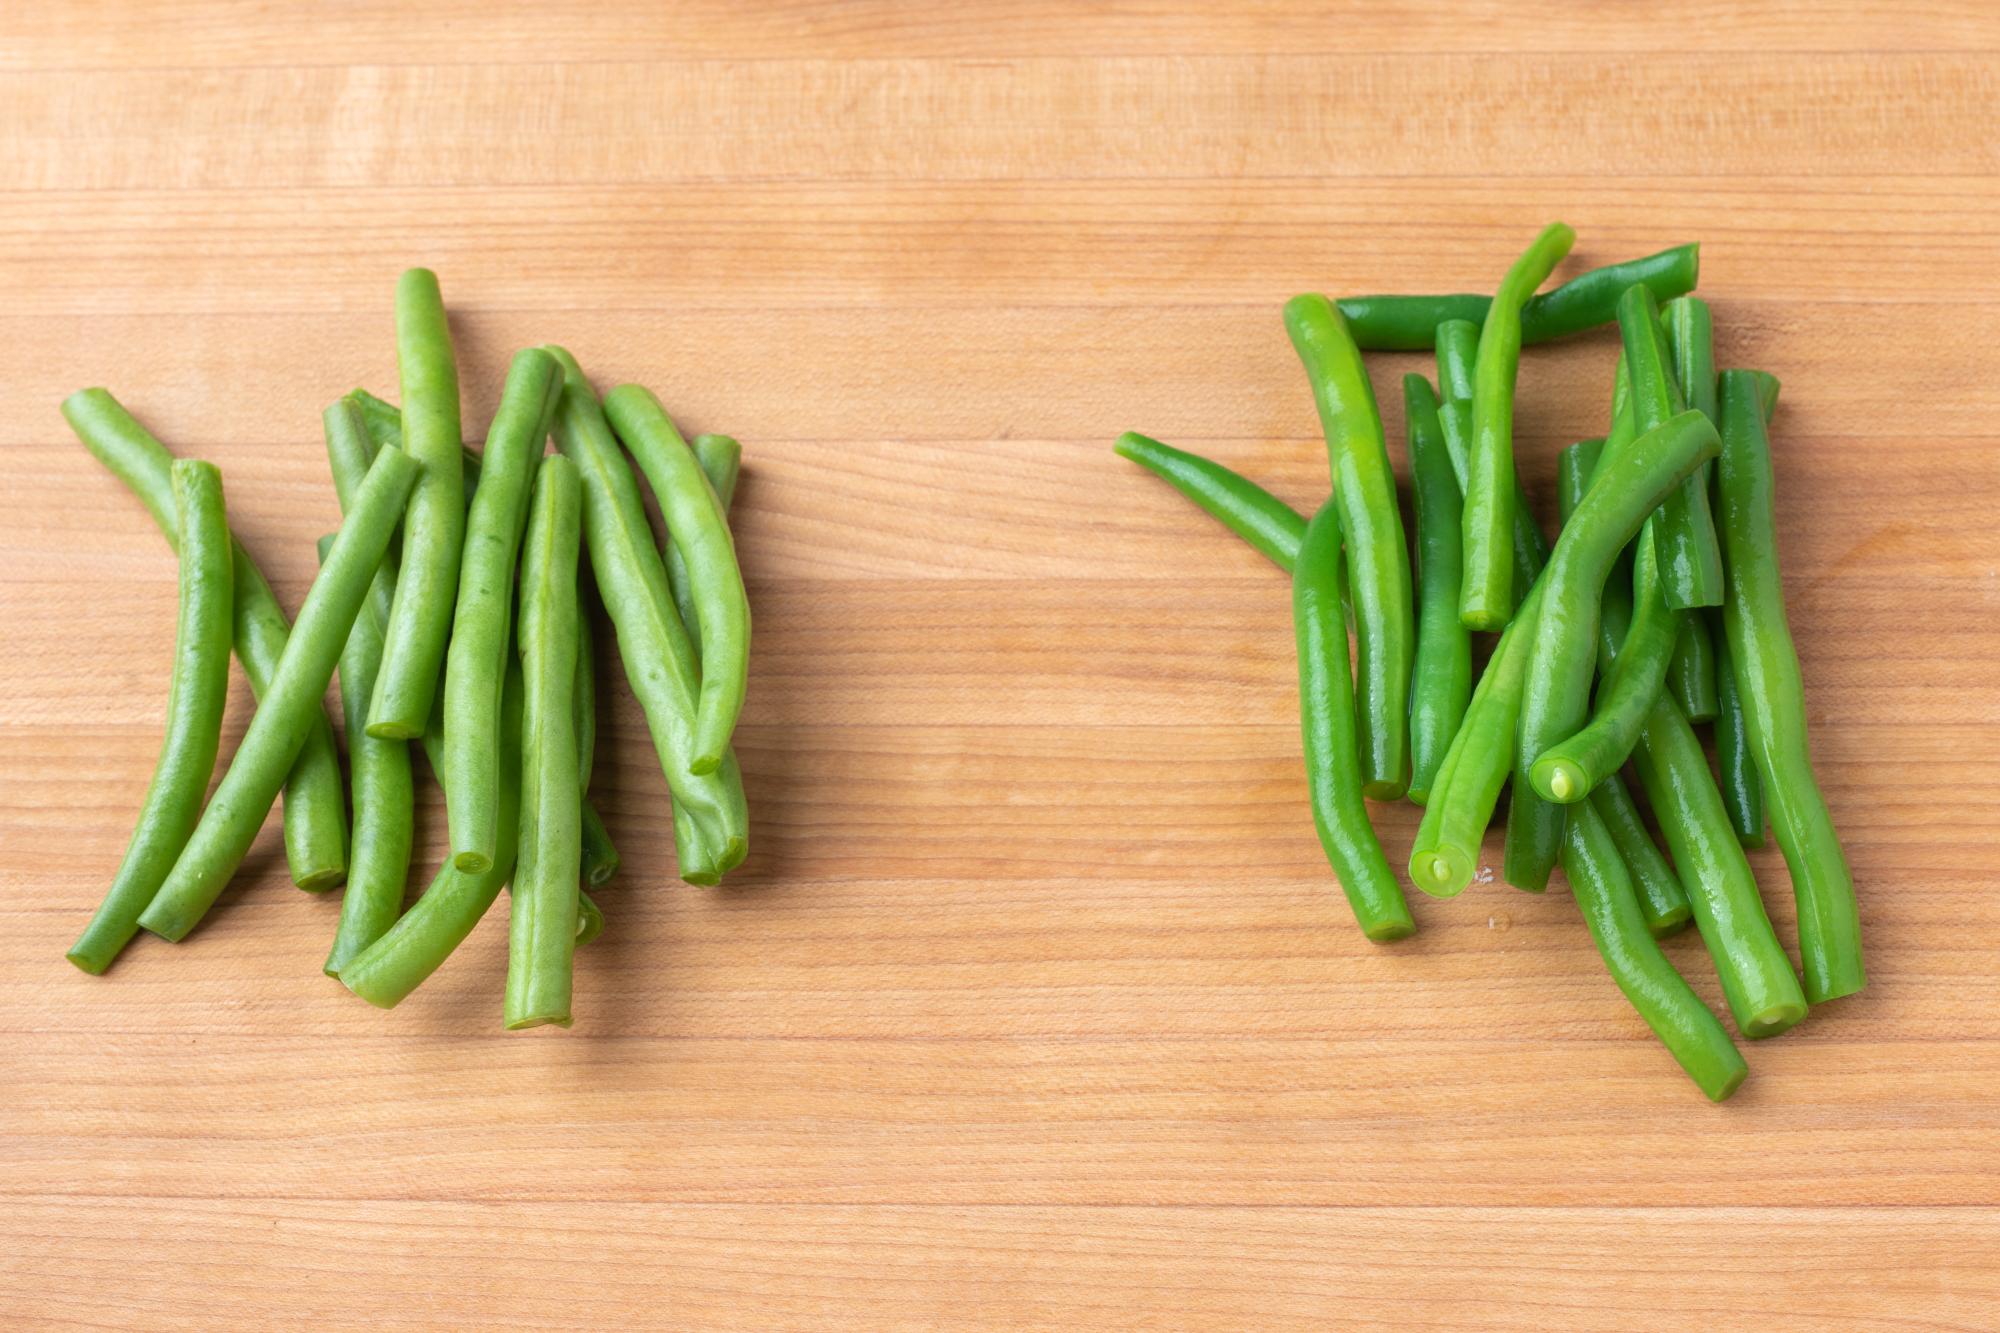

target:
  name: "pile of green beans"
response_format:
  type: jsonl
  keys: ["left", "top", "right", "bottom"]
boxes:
{"left": 66, "top": 267, "right": 760, "bottom": 1030}
{"left": 1116, "top": 229, "right": 1863, "bottom": 1100}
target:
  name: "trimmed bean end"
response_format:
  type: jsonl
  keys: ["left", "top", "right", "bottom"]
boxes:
{"left": 1646, "top": 908, "right": 1694, "bottom": 941}
{"left": 1741, "top": 1000, "right": 1809, "bottom": 1041}
{"left": 1531, "top": 757, "right": 1590, "bottom": 805}
{"left": 505, "top": 1011, "right": 575, "bottom": 1032}
{"left": 452, "top": 849, "right": 493, "bottom": 875}
{"left": 364, "top": 719, "right": 425, "bottom": 741}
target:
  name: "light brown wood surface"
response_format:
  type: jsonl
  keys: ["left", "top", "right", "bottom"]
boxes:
{"left": 4, "top": 4, "right": 1998, "bottom": 1329}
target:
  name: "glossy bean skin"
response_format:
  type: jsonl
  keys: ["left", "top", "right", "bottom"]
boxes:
{"left": 1712, "top": 615, "right": 1766, "bottom": 847}
{"left": 1715, "top": 370, "right": 1864, "bottom": 1005}
{"left": 1562, "top": 798, "right": 1746, "bottom": 1101}
{"left": 1510, "top": 411, "right": 1721, "bottom": 891}
{"left": 368, "top": 268, "right": 466, "bottom": 739}
{"left": 1590, "top": 774, "right": 1691, "bottom": 938}
{"left": 62, "top": 389, "right": 349, "bottom": 890}
{"left": 1434, "top": 320, "right": 1549, "bottom": 602}
{"left": 341, "top": 660, "right": 524, "bottom": 1008}
{"left": 1656, "top": 296, "right": 1727, "bottom": 609}
{"left": 1461, "top": 222, "right": 1575, "bottom": 628}
{"left": 1337, "top": 244, "right": 1699, "bottom": 350}
{"left": 68, "top": 462, "right": 234, "bottom": 974}
{"left": 1668, "top": 612, "right": 1720, "bottom": 722}
{"left": 1114, "top": 432, "right": 1305, "bottom": 572}
{"left": 543, "top": 346, "right": 748, "bottom": 882}
{"left": 1292, "top": 500, "right": 1414, "bottom": 940}
{"left": 669, "top": 433, "right": 744, "bottom": 660}
{"left": 507, "top": 456, "right": 585, "bottom": 1030}
{"left": 1404, "top": 376, "right": 1469, "bottom": 804}
{"left": 316, "top": 536, "right": 414, "bottom": 977}
{"left": 1283, "top": 295, "right": 1413, "bottom": 797}
{"left": 138, "top": 447, "right": 421, "bottom": 941}
{"left": 573, "top": 585, "right": 620, "bottom": 889}
{"left": 443, "top": 347, "right": 563, "bottom": 873}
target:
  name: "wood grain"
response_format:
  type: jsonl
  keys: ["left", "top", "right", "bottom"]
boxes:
{"left": 4, "top": 3, "right": 1999, "bottom": 1329}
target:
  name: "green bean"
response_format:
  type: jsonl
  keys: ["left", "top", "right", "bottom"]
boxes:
{"left": 1434, "top": 319, "right": 1549, "bottom": 601}
{"left": 368, "top": 268, "right": 466, "bottom": 739}
{"left": 580, "top": 799, "right": 621, "bottom": 889}
{"left": 1113, "top": 432, "right": 1305, "bottom": 572}
{"left": 1337, "top": 243, "right": 1699, "bottom": 350}
{"left": 68, "top": 461, "right": 233, "bottom": 974}
{"left": 443, "top": 348, "right": 563, "bottom": 873}
{"left": 323, "top": 398, "right": 399, "bottom": 635}
{"left": 1463, "top": 223, "right": 1576, "bottom": 628}
{"left": 507, "top": 456, "right": 585, "bottom": 1031}
{"left": 543, "top": 346, "right": 748, "bottom": 881}
{"left": 1590, "top": 774, "right": 1691, "bottom": 938}
{"left": 1668, "top": 613, "right": 1720, "bottom": 722}
{"left": 602, "top": 385, "right": 752, "bottom": 777}
{"left": 61, "top": 389, "right": 348, "bottom": 890}
{"left": 1561, "top": 797, "right": 1746, "bottom": 1101}
{"left": 340, "top": 660, "right": 524, "bottom": 1008}
{"left": 1283, "top": 294, "right": 1413, "bottom": 797}
{"left": 315, "top": 536, "right": 414, "bottom": 977}
{"left": 349, "top": 388, "right": 482, "bottom": 504}
{"left": 1511, "top": 410, "right": 1720, "bottom": 891}
{"left": 1292, "top": 499, "right": 1414, "bottom": 940}
{"left": 1715, "top": 370, "right": 1864, "bottom": 1005}
{"left": 137, "top": 447, "right": 421, "bottom": 942}
{"left": 575, "top": 890, "right": 606, "bottom": 948}
{"left": 670, "top": 433, "right": 744, "bottom": 660}
{"left": 1712, "top": 616, "right": 1766, "bottom": 848}
{"left": 1404, "top": 376, "right": 1469, "bottom": 805}
{"left": 1657, "top": 296, "right": 1727, "bottom": 609}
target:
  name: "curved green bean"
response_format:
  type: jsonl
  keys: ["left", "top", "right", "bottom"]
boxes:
{"left": 1434, "top": 319, "right": 1548, "bottom": 601}
{"left": 543, "top": 346, "right": 748, "bottom": 881}
{"left": 1590, "top": 774, "right": 1690, "bottom": 938}
{"left": 1512, "top": 410, "right": 1720, "bottom": 890}
{"left": 1712, "top": 616, "right": 1766, "bottom": 848}
{"left": 602, "top": 385, "right": 751, "bottom": 777}
{"left": 62, "top": 389, "right": 349, "bottom": 890}
{"left": 1463, "top": 222, "right": 1575, "bottom": 628}
{"left": 1716, "top": 370, "right": 1864, "bottom": 1005}
{"left": 1656, "top": 296, "right": 1726, "bottom": 609}
{"left": 1113, "top": 432, "right": 1305, "bottom": 572}
{"left": 1668, "top": 613, "right": 1719, "bottom": 722}
{"left": 1337, "top": 243, "right": 1699, "bottom": 350}
{"left": 324, "top": 398, "right": 399, "bottom": 635}
{"left": 68, "top": 461, "right": 234, "bottom": 974}
{"left": 669, "top": 433, "right": 743, "bottom": 660}
{"left": 1292, "top": 500, "right": 1413, "bottom": 940}
{"left": 507, "top": 456, "right": 585, "bottom": 1031}
{"left": 137, "top": 446, "right": 421, "bottom": 941}
{"left": 340, "top": 660, "right": 524, "bottom": 1008}
{"left": 316, "top": 536, "right": 414, "bottom": 977}
{"left": 1404, "top": 376, "right": 1468, "bottom": 805}
{"left": 1282, "top": 294, "right": 1412, "bottom": 797}
{"left": 1562, "top": 798, "right": 1746, "bottom": 1101}
{"left": 444, "top": 347, "right": 563, "bottom": 873}
{"left": 368, "top": 268, "right": 466, "bottom": 740}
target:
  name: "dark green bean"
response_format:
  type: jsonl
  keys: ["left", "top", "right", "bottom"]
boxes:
{"left": 1668, "top": 613, "right": 1720, "bottom": 722}
{"left": 580, "top": 800, "right": 621, "bottom": 889}
{"left": 1113, "top": 432, "right": 1305, "bottom": 572}
{"left": 1283, "top": 295, "right": 1413, "bottom": 797}
{"left": 1656, "top": 296, "right": 1726, "bottom": 609}
{"left": 369, "top": 268, "right": 466, "bottom": 739}
{"left": 1337, "top": 244, "right": 1700, "bottom": 350}
{"left": 1463, "top": 223, "right": 1575, "bottom": 629}
{"left": 443, "top": 348, "right": 563, "bottom": 873}
{"left": 603, "top": 385, "right": 752, "bottom": 777}
{"left": 315, "top": 536, "right": 414, "bottom": 977}
{"left": 1404, "top": 376, "right": 1468, "bottom": 805}
{"left": 1292, "top": 500, "right": 1413, "bottom": 940}
{"left": 62, "top": 389, "right": 349, "bottom": 890}
{"left": 573, "top": 583, "right": 620, "bottom": 889}
{"left": 138, "top": 447, "right": 420, "bottom": 941}
{"left": 1562, "top": 798, "right": 1746, "bottom": 1101}
{"left": 68, "top": 461, "right": 233, "bottom": 974}
{"left": 1590, "top": 774, "right": 1691, "bottom": 939}
{"left": 507, "top": 456, "right": 585, "bottom": 1031}
{"left": 1712, "top": 615, "right": 1766, "bottom": 848}
{"left": 1716, "top": 370, "right": 1864, "bottom": 1005}
{"left": 670, "top": 433, "right": 743, "bottom": 660}
{"left": 543, "top": 346, "right": 748, "bottom": 882}
{"left": 1434, "top": 319, "right": 1549, "bottom": 602}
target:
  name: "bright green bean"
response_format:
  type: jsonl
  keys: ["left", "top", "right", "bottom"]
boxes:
{"left": 316, "top": 536, "right": 414, "bottom": 977}
{"left": 1293, "top": 500, "right": 1413, "bottom": 940}
{"left": 1511, "top": 410, "right": 1720, "bottom": 890}
{"left": 324, "top": 398, "right": 399, "bottom": 635}
{"left": 1434, "top": 319, "right": 1549, "bottom": 602}
{"left": 1657, "top": 296, "right": 1727, "bottom": 609}
{"left": 340, "top": 660, "right": 523, "bottom": 1008}
{"left": 1283, "top": 294, "right": 1413, "bottom": 798}
{"left": 1712, "top": 614, "right": 1766, "bottom": 848}
{"left": 68, "top": 461, "right": 233, "bottom": 974}
{"left": 137, "top": 447, "right": 420, "bottom": 941}
{"left": 670, "top": 433, "right": 743, "bottom": 660}
{"left": 1114, "top": 432, "right": 1305, "bottom": 572}
{"left": 1337, "top": 244, "right": 1699, "bottom": 350}
{"left": 1404, "top": 375, "right": 1468, "bottom": 805}
{"left": 543, "top": 346, "right": 748, "bottom": 882}
{"left": 62, "top": 389, "right": 348, "bottom": 890}
{"left": 443, "top": 348, "right": 563, "bottom": 873}
{"left": 1716, "top": 370, "right": 1864, "bottom": 1005}
{"left": 1562, "top": 798, "right": 1747, "bottom": 1101}
{"left": 369, "top": 268, "right": 466, "bottom": 739}
{"left": 507, "top": 456, "right": 585, "bottom": 1031}
{"left": 602, "top": 385, "right": 752, "bottom": 777}
{"left": 1462, "top": 222, "right": 1575, "bottom": 629}
{"left": 1590, "top": 774, "right": 1690, "bottom": 939}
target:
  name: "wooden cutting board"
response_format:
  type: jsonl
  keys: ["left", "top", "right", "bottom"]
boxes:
{"left": 4, "top": 4, "right": 1998, "bottom": 1328}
